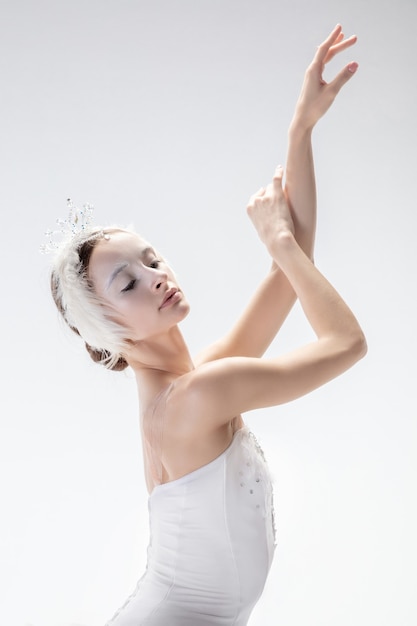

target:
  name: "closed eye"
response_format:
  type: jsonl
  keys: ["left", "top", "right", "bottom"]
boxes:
{"left": 121, "top": 279, "right": 136, "bottom": 293}
{"left": 149, "top": 259, "right": 161, "bottom": 269}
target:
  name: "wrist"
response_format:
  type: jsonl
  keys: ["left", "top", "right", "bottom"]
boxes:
{"left": 267, "top": 229, "right": 297, "bottom": 264}
{"left": 288, "top": 116, "right": 314, "bottom": 139}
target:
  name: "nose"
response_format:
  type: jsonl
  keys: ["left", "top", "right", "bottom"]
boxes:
{"left": 150, "top": 267, "right": 168, "bottom": 292}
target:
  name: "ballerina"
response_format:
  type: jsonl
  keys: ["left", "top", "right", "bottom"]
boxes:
{"left": 46, "top": 24, "right": 365, "bottom": 626}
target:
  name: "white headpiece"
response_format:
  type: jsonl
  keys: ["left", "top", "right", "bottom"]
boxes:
{"left": 41, "top": 199, "right": 93, "bottom": 253}
{"left": 42, "top": 200, "right": 129, "bottom": 368}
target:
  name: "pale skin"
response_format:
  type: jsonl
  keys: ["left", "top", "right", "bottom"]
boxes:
{"left": 88, "top": 25, "right": 367, "bottom": 492}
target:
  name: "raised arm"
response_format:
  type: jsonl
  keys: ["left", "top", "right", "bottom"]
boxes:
{"left": 196, "top": 25, "right": 358, "bottom": 366}
{"left": 174, "top": 168, "right": 366, "bottom": 435}
{"left": 285, "top": 24, "right": 358, "bottom": 258}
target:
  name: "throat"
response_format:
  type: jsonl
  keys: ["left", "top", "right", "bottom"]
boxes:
{"left": 129, "top": 326, "right": 194, "bottom": 384}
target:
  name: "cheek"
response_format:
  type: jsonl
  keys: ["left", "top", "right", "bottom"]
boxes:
{"left": 122, "top": 294, "right": 155, "bottom": 325}
{"left": 101, "top": 294, "right": 141, "bottom": 326}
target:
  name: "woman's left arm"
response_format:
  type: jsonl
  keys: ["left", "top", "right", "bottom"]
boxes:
{"left": 196, "top": 25, "right": 358, "bottom": 364}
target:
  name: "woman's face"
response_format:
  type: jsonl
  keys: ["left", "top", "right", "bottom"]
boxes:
{"left": 88, "top": 231, "right": 190, "bottom": 340}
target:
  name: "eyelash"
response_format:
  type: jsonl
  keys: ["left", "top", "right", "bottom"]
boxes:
{"left": 122, "top": 279, "right": 136, "bottom": 293}
{"left": 121, "top": 260, "right": 161, "bottom": 292}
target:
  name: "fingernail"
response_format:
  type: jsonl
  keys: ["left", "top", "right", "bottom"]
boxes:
{"left": 348, "top": 62, "right": 358, "bottom": 73}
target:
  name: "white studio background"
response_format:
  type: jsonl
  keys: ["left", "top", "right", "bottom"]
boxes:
{"left": 1, "top": 0, "right": 416, "bottom": 625}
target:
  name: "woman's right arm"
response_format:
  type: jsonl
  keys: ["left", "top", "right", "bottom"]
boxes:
{"left": 285, "top": 24, "right": 358, "bottom": 259}
{"left": 194, "top": 25, "right": 358, "bottom": 366}
{"left": 173, "top": 168, "right": 366, "bottom": 434}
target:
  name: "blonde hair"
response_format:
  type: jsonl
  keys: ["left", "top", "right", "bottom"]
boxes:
{"left": 50, "top": 225, "right": 136, "bottom": 371}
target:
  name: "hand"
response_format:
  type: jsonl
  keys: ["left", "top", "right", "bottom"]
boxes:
{"left": 291, "top": 24, "right": 358, "bottom": 132}
{"left": 247, "top": 166, "right": 295, "bottom": 253}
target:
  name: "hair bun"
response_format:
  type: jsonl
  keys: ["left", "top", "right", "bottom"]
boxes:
{"left": 85, "top": 343, "right": 129, "bottom": 372}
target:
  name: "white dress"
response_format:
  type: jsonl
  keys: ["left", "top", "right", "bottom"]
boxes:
{"left": 105, "top": 427, "right": 276, "bottom": 625}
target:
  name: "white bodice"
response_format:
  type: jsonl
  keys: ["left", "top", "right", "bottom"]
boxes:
{"left": 106, "top": 427, "right": 276, "bottom": 625}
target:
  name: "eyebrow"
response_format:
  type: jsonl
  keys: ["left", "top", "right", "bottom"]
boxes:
{"left": 106, "top": 262, "right": 129, "bottom": 291}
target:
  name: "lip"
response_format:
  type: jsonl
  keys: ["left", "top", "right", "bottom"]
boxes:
{"left": 160, "top": 287, "right": 181, "bottom": 309}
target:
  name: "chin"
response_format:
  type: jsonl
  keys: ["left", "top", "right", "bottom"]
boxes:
{"left": 180, "top": 299, "right": 191, "bottom": 318}
{"left": 175, "top": 305, "right": 190, "bottom": 327}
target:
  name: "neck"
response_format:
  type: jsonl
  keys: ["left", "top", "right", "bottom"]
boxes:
{"left": 127, "top": 325, "right": 193, "bottom": 405}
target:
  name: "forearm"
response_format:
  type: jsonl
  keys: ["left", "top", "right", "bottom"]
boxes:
{"left": 269, "top": 232, "right": 365, "bottom": 350}
{"left": 282, "top": 24, "right": 358, "bottom": 262}
{"left": 284, "top": 122, "right": 316, "bottom": 259}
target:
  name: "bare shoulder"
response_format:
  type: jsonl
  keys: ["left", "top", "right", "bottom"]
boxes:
{"left": 164, "top": 356, "right": 272, "bottom": 438}
{"left": 165, "top": 359, "right": 240, "bottom": 437}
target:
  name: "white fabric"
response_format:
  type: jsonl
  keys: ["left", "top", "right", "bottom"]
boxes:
{"left": 105, "top": 427, "right": 276, "bottom": 626}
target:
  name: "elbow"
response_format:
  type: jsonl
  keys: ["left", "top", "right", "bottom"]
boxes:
{"left": 330, "top": 327, "right": 367, "bottom": 366}
{"left": 348, "top": 329, "right": 368, "bottom": 363}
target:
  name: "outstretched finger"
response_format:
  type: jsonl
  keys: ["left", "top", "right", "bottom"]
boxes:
{"left": 315, "top": 24, "right": 343, "bottom": 64}
{"left": 324, "top": 34, "right": 357, "bottom": 64}
{"left": 329, "top": 62, "right": 359, "bottom": 95}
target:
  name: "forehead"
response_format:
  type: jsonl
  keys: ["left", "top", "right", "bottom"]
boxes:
{"left": 88, "top": 231, "right": 154, "bottom": 278}
{"left": 94, "top": 230, "right": 152, "bottom": 259}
